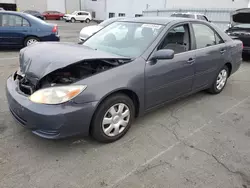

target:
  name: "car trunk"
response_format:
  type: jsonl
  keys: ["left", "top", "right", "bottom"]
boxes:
{"left": 229, "top": 8, "right": 250, "bottom": 46}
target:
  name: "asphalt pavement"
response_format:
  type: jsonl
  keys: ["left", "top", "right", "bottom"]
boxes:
{"left": 0, "top": 21, "right": 250, "bottom": 188}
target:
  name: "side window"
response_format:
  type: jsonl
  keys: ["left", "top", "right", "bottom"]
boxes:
{"left": 1, "top": 14, "right": 30, "bottom": 27}
{"left": 158, "top": 24, "right": 191, "bottom": 54}
{"left": 192, "top": 24, "right": 223, "bottom": 49}
{"left": 82, "top": 12, "right": 88, "bottom": 16}
{"left": 197, "top": 15, "right": 208, "bottom": 21}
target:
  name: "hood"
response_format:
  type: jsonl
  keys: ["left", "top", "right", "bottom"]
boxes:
{"left": 231, "top": 8, "right": 250, "bottom": 26}
{"left": 19, "top": 42, "right": 128, "bottom": 86}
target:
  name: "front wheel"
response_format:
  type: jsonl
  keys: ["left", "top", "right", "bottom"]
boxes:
{"left": 71, "top": 18, "right": 76, "bottom": 23}
{"left": 91, "top": 94, "right": 135, "bottom": 143}
{"left": 208, "top": 65, "right": 229, "bottom": 94}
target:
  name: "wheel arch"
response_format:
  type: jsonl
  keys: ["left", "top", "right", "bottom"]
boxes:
{"left": 23, "top": 35, "right": 39, "bottom": 46}
{"left": 225, "top": 62, "right": 232, "bottom": 76}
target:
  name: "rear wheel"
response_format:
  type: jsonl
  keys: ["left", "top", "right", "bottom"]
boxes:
{"left": 85, "top": 18, "right": 90, "bottom": 23}
{"left": 24, "top": 37, "right": 39, "bottom": 47}
{"left": 71, "top": 18, "right": 76, "bottom": 23}
{"left": 208, "top": 65, "right": 229, "bottom": 94}
{"left": 91, "top": 94, "right": 135, "bottom": 143}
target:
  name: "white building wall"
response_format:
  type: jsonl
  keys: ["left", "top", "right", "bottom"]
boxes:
{"left": 47, "top": 0, "right": 66, "bottom": 13}
{"left": 83, "top": 0, "right": 106, "bottom": 20}
{"left": 65, "top": 0, "right": 80, "bottom": 13}
{"left": 106, "top": 0, "right": 165, "bottom": 18}
{"left": 165, "top": 0, "right": 250, "bottom": 9}
{"left": 0, "top": 0, "right": 15, "bottom": 3}
{"left": 16, "top": 0, "right": 47, "bottom": 12}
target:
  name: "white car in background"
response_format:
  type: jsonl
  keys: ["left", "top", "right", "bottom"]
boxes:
{"left": 79, "top": 17, "right": 124, "bottom": 42}
{"left": 63, "top": 11, "right": 92, "bottom": 23}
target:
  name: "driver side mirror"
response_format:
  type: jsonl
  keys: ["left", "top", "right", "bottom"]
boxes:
{"left": 150, "top": 49, "right": 175, "bottom": 61}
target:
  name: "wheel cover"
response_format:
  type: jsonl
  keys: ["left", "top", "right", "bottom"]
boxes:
{"left": 216, "top": 69, "right": 228, "bottom": 90}
{"left": 27, "top": 39, "right": 38, "bottom": 46}
{"left": 102, "top": 103, "right": 130, "bottom": 137}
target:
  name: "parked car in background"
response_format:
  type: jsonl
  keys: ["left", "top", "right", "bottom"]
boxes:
{"left": 225, "top": 8, "right": 250, "bottom": 54}
{"left": 79, "top": 17, "right": 124, "bottom": 42}
{"left": 0, "top": 11, "right": 60, "bottom": 47}
{"left": 23, "top": 10, "right": 44, "bottom": 20}
{"left": 63, "top": 11, "right": 92, "bottom": 23}
{"left": 6, "top": 17, "right": 242, "bottom": 143}
{"left": 43, "top": 11, "right": 64, "bottom": 20}
{"left": 171, "top": 12, "right": 209, "bottom": 21}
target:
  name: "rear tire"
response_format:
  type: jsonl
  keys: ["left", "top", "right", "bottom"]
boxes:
{"left": 24, "top": 36, "right": 39, "bottom": 47}
{"left": 91, "top": 94, "right": 135, "bottom": 143}
{"left": 85, "top": 18, "right": 90, "bottom": 23}
{"left": 71, "top": 18, "right": 76, "bottom": 23}
{"left": 207, "top": 65, "right": 229, "bottom": 94}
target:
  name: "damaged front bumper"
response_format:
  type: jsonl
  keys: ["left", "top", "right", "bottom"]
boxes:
{"left": 6, "top": 74, "right": 98, "bottom": 139}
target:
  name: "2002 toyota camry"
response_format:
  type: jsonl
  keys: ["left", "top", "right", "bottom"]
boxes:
{"left": 6, "top": 17, "right": 243, "bottom": 142}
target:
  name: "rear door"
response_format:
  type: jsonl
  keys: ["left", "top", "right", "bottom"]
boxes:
{"left": 190, "top": 23, "right": 226, "bottom": 90}
{"left": 0, "top": 13, "right": 30, "bottom": 46}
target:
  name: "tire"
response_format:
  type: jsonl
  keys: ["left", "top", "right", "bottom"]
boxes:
{"left": 208, "top": 65, "right": 229, "bottom": 94}
{"left": 85, "top": 18, "right": 90, "bottom": 23}
{"left": 91, "top": 94, "right": 135, "bottom": 143}
{"left": 71, "top": 18, "right": 76, "bottom": 23}
{"left": 24, "top": 36, "right": 39, "bottom": 47}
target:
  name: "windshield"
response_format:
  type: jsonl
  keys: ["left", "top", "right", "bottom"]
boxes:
{"left": 83, "top": 22, "right": 163, "bottom": 58}
{"left": 71, "top": 11, "right": 78, "bottom": 15}
{"left": 233, "top": 24, "right": 250, "bottom": 28}
{"left": 99, "top": 18, "right": 120, "bottom": 27}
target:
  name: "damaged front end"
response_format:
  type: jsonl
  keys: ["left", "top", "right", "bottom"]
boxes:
{"left": 15, "top": 58, "right": 130, "bottom": 96}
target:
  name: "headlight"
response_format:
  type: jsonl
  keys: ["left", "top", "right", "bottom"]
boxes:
{"left": 29, "top": 85, "right": 87, "bottom": 104}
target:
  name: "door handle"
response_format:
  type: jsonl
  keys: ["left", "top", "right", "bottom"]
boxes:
{"left": 186, "top": 58, "right": 195, "bottom": 65}
{"left": 220, "top": 49, "right": 226, "bottom": 54}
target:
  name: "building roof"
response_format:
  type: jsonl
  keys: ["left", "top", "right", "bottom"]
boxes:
{"left": 121, "top": 16, "right": 193, "bottom": 25}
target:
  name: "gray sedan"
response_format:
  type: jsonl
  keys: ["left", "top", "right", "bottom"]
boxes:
{"left": 6, "top": 17, "right": 243, "bottom": 143}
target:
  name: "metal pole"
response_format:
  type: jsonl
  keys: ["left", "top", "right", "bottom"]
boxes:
{"left": 79, "top": 0, "right": 82, "bottom": 10}
{"left": 64, "top": 0, "right": 67, "bottom": 13}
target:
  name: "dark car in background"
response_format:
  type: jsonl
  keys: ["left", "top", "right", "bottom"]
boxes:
{"left": 6, "top": 17, "right": 242, "bottom": 143}
{"left": 0, "top": 11, "right": 60, "bottom": 47}
{"left": 43, "top": 11, "right": 64, "bottom": 20}
{"left": 226, "top": 8, "right": 250, "bottom": 54}
{"left": 23, "top": 10, "right": 44, "bottom": 20}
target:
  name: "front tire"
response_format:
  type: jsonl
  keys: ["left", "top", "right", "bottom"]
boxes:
{"left": 91, "top": 94, "right": 135, "bottom": 143}
{"left": 208, "top": 65, "right": 229, "bottom": 94}
{"left": 71, "top": 18, "right": 76, "bottom": 23}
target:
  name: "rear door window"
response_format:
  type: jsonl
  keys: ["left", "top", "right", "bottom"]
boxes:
{"left": 1, "top": 14, "right": 30, "bottom": 27}
{"left": 192, "top": 23, "right": 223, "bottom": 49}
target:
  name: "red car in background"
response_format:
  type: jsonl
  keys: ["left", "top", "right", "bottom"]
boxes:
{"left": 43, "top": 11, "right": 64, "bottom": 20}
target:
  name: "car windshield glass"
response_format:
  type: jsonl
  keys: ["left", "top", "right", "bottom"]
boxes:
{"left": 71, "top": 11, "right": 78, "bottom": 15}
{"left": 83, "top": 22, "right": 163, "bottom": 58}
{"left": 233, "top": 24, "right": 250, "bottom": 28}
{"left": 99, "top": 18, "right": 119, "bottom": 27}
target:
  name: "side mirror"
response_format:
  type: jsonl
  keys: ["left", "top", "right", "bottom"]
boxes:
{"left": 150, "top": 49, "right": 174, "bottom": 61}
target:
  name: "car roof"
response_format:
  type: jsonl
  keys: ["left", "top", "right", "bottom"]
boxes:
{"left": 0, "top": 11, "right": 28, "bottom": 16}
{"left": 172, "top": 12, "right": 206, "bottom": 16}
{"left": 120, "top": 16, "right": 201, "bottom": 25}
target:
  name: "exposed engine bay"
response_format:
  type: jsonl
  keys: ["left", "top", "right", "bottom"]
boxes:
{"left": 16, "top": 59, "right": 130, "bottom": 95}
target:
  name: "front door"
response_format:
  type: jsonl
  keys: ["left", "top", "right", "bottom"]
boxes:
{"left": 145, "top": 24, "right": 195, "bottom": 109}
{"left": 191, "top": 23, "right": 226, "bottom": 90}
{"left": 0, "top": 13, "right": 30, "bottom": 46}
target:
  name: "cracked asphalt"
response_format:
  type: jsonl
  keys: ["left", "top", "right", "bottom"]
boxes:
{"left": 1, "top": 21, "right": 250, "bottom": 188}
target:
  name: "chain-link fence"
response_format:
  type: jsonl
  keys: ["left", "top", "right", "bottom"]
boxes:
{"left": 143, "top": 8, "right": 235, "bottom": 30}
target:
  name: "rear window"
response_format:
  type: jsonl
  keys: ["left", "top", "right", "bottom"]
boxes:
{"left": 171, "top": 13, "right": 195, "bottom": 19}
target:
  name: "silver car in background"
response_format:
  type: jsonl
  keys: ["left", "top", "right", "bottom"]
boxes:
{"left": 79, "top": 17, "right": 124, "bottom": 42}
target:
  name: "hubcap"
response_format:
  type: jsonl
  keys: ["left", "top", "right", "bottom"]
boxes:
{"left": 102, "top": 103, "right": 130, "bottom": 137}
{"left": 216, "top": 69, "right": 228, "bottom": 90}
{"left": 27, "top": 39, "right": 38, "bottom": 46}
